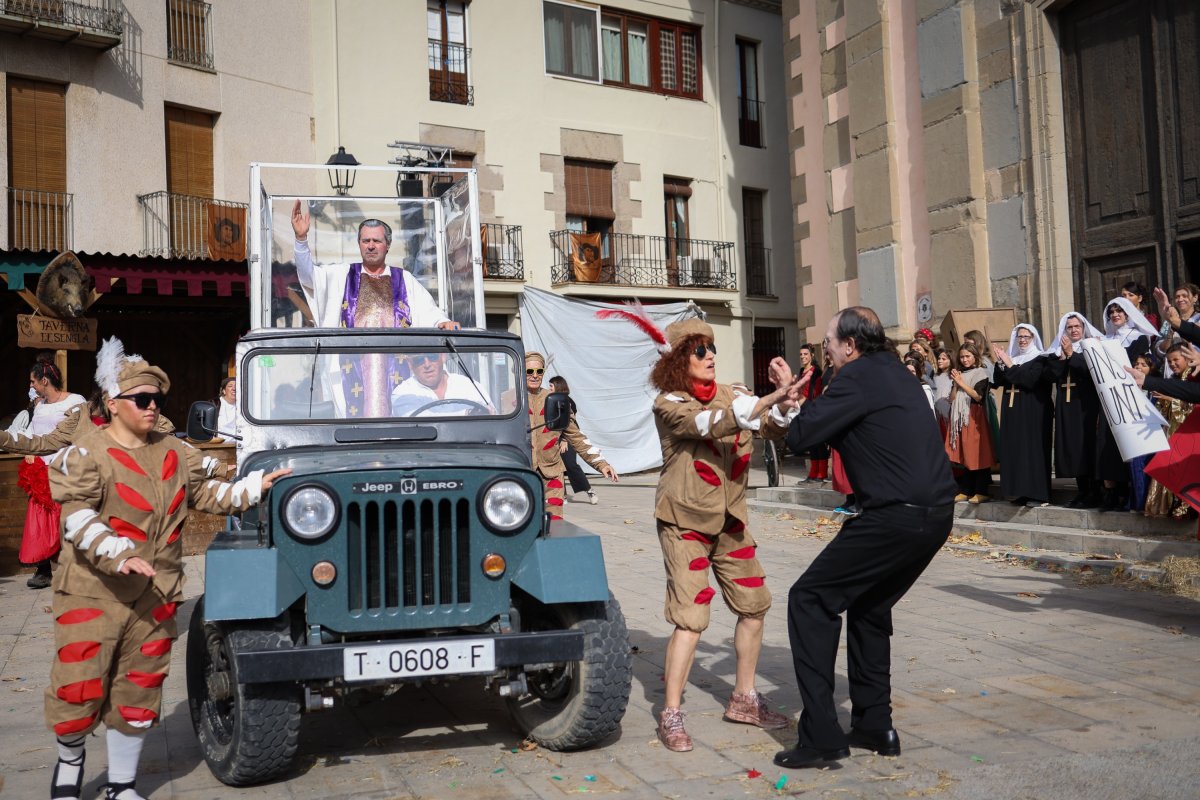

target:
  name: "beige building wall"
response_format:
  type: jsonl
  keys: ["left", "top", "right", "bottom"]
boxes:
{"left": 784, "top": 0, "right": 1077, "bottom": 345}
{"left": 309, "top": 0, "right": 798, "bottom": 386}
{"left": 0, "top": 0, "right": 315, "bottom": 256}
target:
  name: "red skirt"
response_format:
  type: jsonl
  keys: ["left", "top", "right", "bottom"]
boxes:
{"left": 18, "top": 458, "right": 61, "bottom": 564}
{"left": 831, "top": 449, "right": 853, "bottom": 495}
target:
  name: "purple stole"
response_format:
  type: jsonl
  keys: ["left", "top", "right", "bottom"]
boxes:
{"left": 338, "top": 263, "right": 412, "bottom": 417}
{"left": 340, "top": 263, "right": 412, "bottom": 328}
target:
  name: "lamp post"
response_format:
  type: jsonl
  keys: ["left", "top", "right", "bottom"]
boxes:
{"left": 325, "top": 146, "right": 359, "bottom": 195}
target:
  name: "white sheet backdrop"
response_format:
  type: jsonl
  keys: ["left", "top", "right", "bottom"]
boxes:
{"left": 518, "top": 286, "right": 702, "bottom": 474}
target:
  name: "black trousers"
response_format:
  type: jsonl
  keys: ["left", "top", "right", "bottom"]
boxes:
{"left": 561, "top": 446, "right": 591, "bottom": 494}
{"left": 786, "top": 502, "right": 953, "bottom": 750}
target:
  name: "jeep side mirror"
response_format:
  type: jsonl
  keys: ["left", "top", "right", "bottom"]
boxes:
{"left": 187, "top": 401, "right": 218, "bottom": 442}
{"left": 544, "top": 392, "right": 572, "bottom": 431}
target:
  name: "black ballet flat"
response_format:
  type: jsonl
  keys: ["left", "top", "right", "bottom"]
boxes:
{"left": 50, "top": 750, "right": 85, "bottom": 799}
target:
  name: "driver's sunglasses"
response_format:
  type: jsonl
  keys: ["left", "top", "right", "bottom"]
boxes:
{"left": 410, "top": 354, "right": 440, "bottom": 366}
{"left": 115, "top": 391, "right": 166, "bottom": 410}
{"left": 526, "top": 368, "right": 544, "bottom": 376}
{"left": 692, "top": 343, "right": 717, "bottom": 359}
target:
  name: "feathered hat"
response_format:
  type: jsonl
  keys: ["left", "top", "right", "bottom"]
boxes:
{"left": 96, "top": 337, "right": 170, "bottom": 398}
{"left": 595, "top": 301, "right": 711, "bottom": 354}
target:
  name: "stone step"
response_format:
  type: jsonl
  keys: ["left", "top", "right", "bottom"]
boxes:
{"left": 756, "top": 485, "right": 1195, "bottom": 537}
{"left": 747, "top": 499, "right": 1200, "bottom": 564}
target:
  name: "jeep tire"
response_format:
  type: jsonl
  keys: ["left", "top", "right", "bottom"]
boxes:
{"left": 186, "top": 597, "right": 302, "bottom": 786}
{"left": 506, "top": 593, "right": 632, "bottom": 750}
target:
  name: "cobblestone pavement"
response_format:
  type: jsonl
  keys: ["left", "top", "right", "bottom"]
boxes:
{"left": 1, "top": 468, "right": 1198, "bottom": 799}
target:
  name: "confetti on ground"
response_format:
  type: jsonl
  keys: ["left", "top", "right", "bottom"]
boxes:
{"left": 583, "top": 775, "right": 596, "bottom": 781}
{"left": 775, "top": 774, "right": 789, "bottom": 790}
{"left": 980, "top": 691, "right": 989, "bottom": 696}
{"left": 493, "top": 768, "right": 504, "bottom": 774}
{"left": 970, "top": 755, "right": 984, "bottom": 763}
{"left": 747, "top": 769, "right": 762, "bottom": 778}
{"left": 552, "top": 775, "right": 563, "bottom": 781}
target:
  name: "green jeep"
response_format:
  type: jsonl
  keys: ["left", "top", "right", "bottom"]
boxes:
{"left": 183, "top": 164, "right": 632, "bottom": 786}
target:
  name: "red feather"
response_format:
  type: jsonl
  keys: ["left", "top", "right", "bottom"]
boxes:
{"left": 596, "top": 303, "right": 668, "bottom": 347}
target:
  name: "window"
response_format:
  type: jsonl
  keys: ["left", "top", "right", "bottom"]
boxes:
{"left": 565, "top": 158, "right": 614, "bottom": 256}
{"left": 428, "top": 1, "right": 472, "bottom": 105}
{"left": 743, "top": 188, "right": 772, "bottom": 296}
{"left": 664, "top": 177, "right": 691, "bottom": 267}
{"left": 167, "top": 0, "right": 214, "bottom": 70}
{"left": 543, "top": 1, "right": 599, "bottom": 81}
{"left": 165, "top": 105, "right": 214, "bottom": 253}
{"left": 7, "top": 78, "right": 68, "bottom": 251}
{"left": 544, "top": 2, "right": 702, "bottom": 99}
{"left": 752, "top": 327, "right": 785, "bottom": 398}
{"left": 737, "top": 39, "right": 763, "bottom": 147}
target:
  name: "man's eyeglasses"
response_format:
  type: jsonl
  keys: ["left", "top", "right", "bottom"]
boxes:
{"left": 115, "top": 391, "right": 166, "bottom": 410}
{"left": 692, "top": 343, "right": 717, "bottom": 359}
{"left": 410, "top": 354, "right": 441, "bottom": 366}
{"left": 526, "top": 368, "right": 544, "bottom": 376}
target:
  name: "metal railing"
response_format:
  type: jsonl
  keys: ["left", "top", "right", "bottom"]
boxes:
{"left": 0, "top": 0, "right": 121, "bottom": 36}
{"left": 745, "top": 245, "right": 773, "bottom": 297}
{"left": 550, "top": 230, "right": 737, "bottom": 290}
{"left": 428, "top": 40, "right": 473, "bottom": 105}
{"left": 8, "top": 188, "right": 73, "bottom": 252}
{"left": 738, "top": 97, "right": 764, "bottom": 148}
{"left": 482, "top": 223, "right": 524, "bottom": 280}
{"left": 138, "top": 190, "right": 248, "bottom": 260}
{"left": 167, "top": 0, "right": 213, "bottom": 70}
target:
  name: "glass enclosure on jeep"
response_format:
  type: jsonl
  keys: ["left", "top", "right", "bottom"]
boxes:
{"left": 248, "top": 162, "right": 484, "bottom": 332}
{"left": 242, "top": 344, "right": 522, "bottom": 422}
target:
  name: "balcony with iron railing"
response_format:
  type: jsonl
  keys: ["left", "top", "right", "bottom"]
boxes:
{"left": 550, "top": 231, "right": 737, "bottom": 291}
{"left": 138, "top": 191, "right": 248, "bottom": 260}
{"left": 167, "top": 0, "right": 213, "bottom": 70}
{"left": 8, "top": 188, "right": 73, "bottom": 252}
{"left": 738, "top": 97, "right": 764, "bottom": 148}
{"left": 745, "top": 245, "right": 774, "bottom": 297}
{"left": 428, "top": 40, "right": 473, "bottom": 105}
{"left": 0, "top": 0, "right": 121, "bottom": 47}
{"left": 482, "top": 223, "right": 524, "bottom": 280}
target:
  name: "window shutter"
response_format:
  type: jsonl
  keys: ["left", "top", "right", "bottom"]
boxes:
{"left": 164, "top": 105, "right": 214, "bottom": 198}
{"left": 564, "top": 159, "right": 615, "bottom": 220}
{"left": 6, "top": 78, "right": 66, "bottom": 192}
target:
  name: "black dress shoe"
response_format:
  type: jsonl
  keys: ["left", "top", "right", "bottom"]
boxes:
{"left": 847, "top": 727, "right": 901, "bottom": 756}
{"left": 1066, "top": 494, "right": 1085, "bottom": 509}
{"left": 773, "top": 744, "right": 850, "bottom": 769}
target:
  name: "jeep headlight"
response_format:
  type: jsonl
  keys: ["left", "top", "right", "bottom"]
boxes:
{"left": 480, "top": 479, "right": 532, "bottom": 533}
{"left": 282, "top": 484, "right": 339, "bottom": 539}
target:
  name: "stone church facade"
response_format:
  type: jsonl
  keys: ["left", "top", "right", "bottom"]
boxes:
{"left": 783, "top": 0, "right": 1200, "bottom": 343}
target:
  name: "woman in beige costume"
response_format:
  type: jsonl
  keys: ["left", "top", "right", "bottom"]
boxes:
{"left": 600, "top": 309, "right": 799, "bottom": 752}
{"left": 44, "top": 338, "right": 289, "bottom": 800}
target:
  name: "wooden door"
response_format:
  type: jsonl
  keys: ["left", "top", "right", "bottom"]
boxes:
{"left": 1061, "top": 0, "right": 1200, "bottom": 319}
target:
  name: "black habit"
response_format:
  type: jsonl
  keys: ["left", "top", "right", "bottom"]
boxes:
{"left": 993, "top": 358, "right": 1053, "bottom": 502}
{"left": 1042, "top": 352, "right": 1100, "bottom": 479}
{"left": 782, "top": 352, "right": 956, "bottom": 754}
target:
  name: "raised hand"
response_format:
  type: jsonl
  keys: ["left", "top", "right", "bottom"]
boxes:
{"left": 291, "top": 199, "right": 310, "bottom": 241}
{"left": 1059, "top": 334, "right": 1073, "bottom": 358}
{"left": 991, "top": 343, "right": 1012, "bottom": 367}
{"left": 1153, "top": 286, "right": 1171, "bottom": 318}
{"left": 768, "top": 356, "right": 794, "bottom": 389}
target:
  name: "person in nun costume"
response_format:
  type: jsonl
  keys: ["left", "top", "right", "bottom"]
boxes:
{"left": 990, "top": 324, "right": 1054, "bottom": 506}
{"left": 1041, "top": 312, "right": 1104, "bottom": 508}
{"left": 1094, "top": 296, "right": 1159, "bottom": 510}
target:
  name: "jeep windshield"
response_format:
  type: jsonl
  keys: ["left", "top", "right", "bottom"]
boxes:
{"left": 242, "top": 345, "right": 521, "bottom": 422}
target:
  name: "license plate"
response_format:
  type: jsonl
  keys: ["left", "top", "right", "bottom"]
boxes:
{"left": 343, "top": 639, "right": 495, "bottom": 682}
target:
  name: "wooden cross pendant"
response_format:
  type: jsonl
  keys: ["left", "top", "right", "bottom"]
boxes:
{"left": 1007, "top": 385, "right": 1019, "bottom": 408}
{"left": 1061, "top": 375, "right": 1075, "bottom": 404}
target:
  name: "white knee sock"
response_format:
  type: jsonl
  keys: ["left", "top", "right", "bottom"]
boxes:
{"left": 105, "top": 728, "right": 145, "bottom": 786}
{"left": 54, "top": 735, "right": 86, "bottom": 788}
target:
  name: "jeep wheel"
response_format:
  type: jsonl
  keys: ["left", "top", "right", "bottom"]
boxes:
{"left": 506, "top": 593, "right": 632, "bottom": 750}
{"left": 186, "top": 597, "right": 302, "bottom": 786}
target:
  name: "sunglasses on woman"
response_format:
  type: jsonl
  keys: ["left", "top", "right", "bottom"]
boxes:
{"left": 526, "top": 368, "right": 544, "bottom": 376}
{"left": 692, "top": 343, "right": 717, "bottom": 359}
{"left": 115, "top": 391, "right": 167, "bottom": 410}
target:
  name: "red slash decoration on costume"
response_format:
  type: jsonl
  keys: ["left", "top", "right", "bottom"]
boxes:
{"left": 730, "top": 453, "right": 752, "bottom": 481}
{"left": 167, "top": 486, "right": 185, "bottom": 515}
{"left": 161, "top": 450, "right": 178, "bottom": 480}
{"left": 107, "top": 449, "right": 147, "bottom": 476}
{"left": 693, "top": 461, "right": 721, "bottom": 486}
{"left": 110, "top": 517, "right": 148, "bottom": 541}
{"left": 115, "top": 483, "right": 153, "bottom": 512}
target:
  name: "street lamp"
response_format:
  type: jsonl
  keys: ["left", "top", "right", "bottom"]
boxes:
{"left": 325, "top": 146, "right": 359, "bottom": 196}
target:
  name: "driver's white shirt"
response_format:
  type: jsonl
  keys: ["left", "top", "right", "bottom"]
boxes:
{"left": 391, "top": 373, "right": 487, "bottom": 407}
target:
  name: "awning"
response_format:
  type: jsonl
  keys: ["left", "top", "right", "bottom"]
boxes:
{"left": 0, "top": 249, "right": 249, "bottom": 297}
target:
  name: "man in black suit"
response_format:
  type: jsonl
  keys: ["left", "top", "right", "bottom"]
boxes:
{"left": 776, "top": 306, "right": 957, "bottom": 769}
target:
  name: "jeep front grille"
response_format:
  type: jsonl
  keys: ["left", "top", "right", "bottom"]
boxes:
{"left": 345, "top": 498, "right": 472, "bottom": 613}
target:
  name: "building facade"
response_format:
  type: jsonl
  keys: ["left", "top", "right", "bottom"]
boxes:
{"left": 783, "top": 0, "right": 1200, "bottom": 343}
{"left": 309, "top": 0, "right": 798, "bottom": 390}
{"left": 0, "top": 0, "right": 315, "bottom": 419}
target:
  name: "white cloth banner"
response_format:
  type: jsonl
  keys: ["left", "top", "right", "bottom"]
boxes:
{"left": 518, "top": 286, "right": 701, "bottom": 474}
{"left": 1079, "top": 338, "right": 1169, "bottom": 461}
